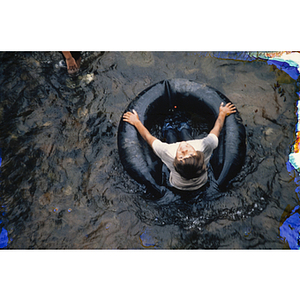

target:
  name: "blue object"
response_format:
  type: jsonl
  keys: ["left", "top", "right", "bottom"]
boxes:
{"left": 286, "top": 160, "right": 295, "bottom": 173}
{"left": 0, "top": 228, "right": 8, "bottom": 249}
{"left": 279, "top": 206, "right": 300, "bottom": 250}
{"left": 140, "top": 228, "right": 156, "bottom": 248}
{"left": 267, "top": 59, "right": 300, "bottom": 81}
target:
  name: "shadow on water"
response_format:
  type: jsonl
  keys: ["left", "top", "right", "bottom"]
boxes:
{"left": 0, "top": 51, "right": 299, "bottom": 249}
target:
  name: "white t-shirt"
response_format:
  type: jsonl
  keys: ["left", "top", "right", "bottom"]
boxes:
{"left": 152, "top": 134, "right": 218, "bottom": 190}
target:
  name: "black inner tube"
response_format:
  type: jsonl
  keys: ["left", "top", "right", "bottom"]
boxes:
{"left": 118, "top": 79, "right": 246, "bottom": 198}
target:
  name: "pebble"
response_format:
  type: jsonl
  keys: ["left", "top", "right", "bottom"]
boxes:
{"left": 265, "top": 128, "right": 274, "bottom": 136}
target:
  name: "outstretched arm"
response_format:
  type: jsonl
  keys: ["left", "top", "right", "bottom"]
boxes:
{"left": 123, "top": 110, "right": 157, "bottom": 147}
{"left": 210, "top": 102, "right": 236, "bottom": 138}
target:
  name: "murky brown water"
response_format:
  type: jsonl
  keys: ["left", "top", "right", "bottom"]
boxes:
{"left": 0, "top": 51, "right": 299, "bottom": 249}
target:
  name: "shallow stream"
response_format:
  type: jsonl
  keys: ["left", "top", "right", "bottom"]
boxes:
{"left": 0, "top": 51, "right": 299, "bottom": 249}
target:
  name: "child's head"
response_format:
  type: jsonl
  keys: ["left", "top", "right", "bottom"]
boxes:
{"left": 174, "top": 143, "right": 206, "bottom": 179}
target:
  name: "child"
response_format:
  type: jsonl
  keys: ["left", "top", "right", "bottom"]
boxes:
{"left": 123, "top": 102, "right": 236, "bottom": 191}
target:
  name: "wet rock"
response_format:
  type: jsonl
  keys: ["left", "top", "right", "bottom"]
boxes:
{"left": 123, "top": 51, "right": 154, "bottom": 67}
{"left": 38, "top": 192, "right": 52, "bottom": 206}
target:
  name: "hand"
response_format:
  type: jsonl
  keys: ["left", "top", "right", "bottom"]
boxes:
{"left": 219, "top": 102, "right": 236, "bottom": 117}
{"left": 123, "top": 109, "right": 140, "bottom": 126}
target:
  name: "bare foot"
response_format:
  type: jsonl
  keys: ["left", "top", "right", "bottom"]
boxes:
{"left": 66, "top": 56, "right": 78, "bottom": 74}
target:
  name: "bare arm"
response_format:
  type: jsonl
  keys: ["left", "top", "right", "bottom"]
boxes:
{"left": 123, "top": 110, "right": 157, "bottom": 147}
{"left": 210, "top": 102, "right": 236, "bottom": 138}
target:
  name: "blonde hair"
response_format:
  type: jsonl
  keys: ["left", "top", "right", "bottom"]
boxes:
{"left": 173, "top": 151, "right": 206, "bottom": 180}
